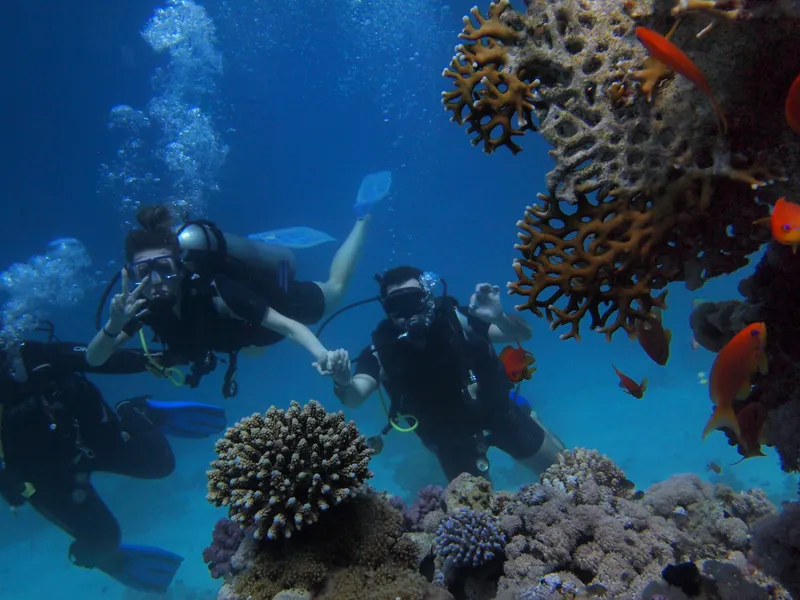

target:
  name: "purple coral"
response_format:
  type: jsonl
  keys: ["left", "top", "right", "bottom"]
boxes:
{"left": 203, "top": 518, "right": 245, "bottom": 579}
{"left": 390, "top": 485, "right": 445, "bottom": 532}
{"left": 434, "top": 508, "right": 506, "bottom": 568}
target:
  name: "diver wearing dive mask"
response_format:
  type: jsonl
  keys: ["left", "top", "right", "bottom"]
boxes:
{"left": 329, "top": 265, "right": 567, "bottom": 483}
{"left": 380, "top": 272, "right": 439, "bottom": 347}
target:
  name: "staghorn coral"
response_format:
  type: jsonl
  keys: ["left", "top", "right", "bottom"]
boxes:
{"left": 442, "top": 0, "right": 800, "bottom": 341}
{"left": 206, "top": 400, "right": 373, "bottom": 540}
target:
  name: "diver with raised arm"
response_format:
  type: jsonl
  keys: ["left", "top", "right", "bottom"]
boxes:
{"left": 316, "top": 266, "right": 566, "bottom": 481}
{"left": 87, "top": 179, "right": 386, "bottom": 396}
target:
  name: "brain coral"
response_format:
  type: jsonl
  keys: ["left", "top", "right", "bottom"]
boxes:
{"left": 442, "top": 0, "right": 800, "bottom": 340}
{"left": 206, "top": 400, "right": 373, "bottom": 540}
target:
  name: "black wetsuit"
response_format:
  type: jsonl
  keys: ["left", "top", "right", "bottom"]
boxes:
{"left": 0, "top": 341, "right": 175, "bottom": 570}
{"left": 354, "top": 297, "right": 545, "bottom": 480}
{"left": 123, "top": 271, "right": 326, "bottom": 390}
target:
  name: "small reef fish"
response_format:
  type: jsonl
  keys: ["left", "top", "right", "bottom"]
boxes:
{"left": 703, "top": 322, "right": 768, "bottom": 441}
{"left": 787, "top": 72, "right": 800, "bottom": 134}
{"left": 707, "top": 461, "right": 722, "bottom": 474}
{"left": 612, "top": 364, "right": 647, "bottom": 399}
{"left": 636, "top": 307, "right": 671, "bottom": 366}
{"left": 634, "top": 26, "right": 727, "bottom": 134}
{"left": 754, "top": 197, "right": 800, "bottom": 253}
{"left": 499, "top": 342, "right": 536, "bottom": 383}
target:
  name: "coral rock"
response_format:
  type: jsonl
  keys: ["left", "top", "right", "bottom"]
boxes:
{"left": 206, "top": 400, "right": 373, "bottom": 540}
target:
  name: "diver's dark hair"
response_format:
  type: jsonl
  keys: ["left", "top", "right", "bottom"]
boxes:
{"left": 124, "top": 204, "right": 179, "bottom": 262}
{"left": 377, "top": 266, "right": 423, "bottom": 298}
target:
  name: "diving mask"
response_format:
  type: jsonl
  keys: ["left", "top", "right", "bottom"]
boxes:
{"left": 383, "top": 287, "right": 428, "bottom": 320}
{"left": 128, "top": 255, "right": 181, "bottom": 284}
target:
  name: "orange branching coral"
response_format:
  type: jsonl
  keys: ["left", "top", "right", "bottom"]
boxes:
{"left": 441, "top": 0, "right": 538, "bottom": 154}
{"left": 509, "top": 191, "right": 670, "bottom": 341}
{"left": 510, "top": 177, "right": 771, "bottom": 341}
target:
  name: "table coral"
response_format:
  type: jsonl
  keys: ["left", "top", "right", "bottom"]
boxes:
{"left": 442, "top": 0, "right": 800, "bottom": 341}
{"left": 206, "top": 400, "right": 373, "bottom": 540}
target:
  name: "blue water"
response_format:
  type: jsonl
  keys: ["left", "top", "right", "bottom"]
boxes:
{"left": 1, "top": 1, "right": 796, "bottom": 598}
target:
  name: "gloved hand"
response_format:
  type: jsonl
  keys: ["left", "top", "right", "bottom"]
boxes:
{"left": 468, "top": 283, "right": 504, "bottom": 324}
{"left": 313, "top": 349, "right": 352, "bottom": 386}
{"left": 107, "top": 269, "right": 149, "bottom": 333}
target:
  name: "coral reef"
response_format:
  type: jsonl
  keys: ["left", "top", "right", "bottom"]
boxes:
{"left": 392, "top": 485, "right": 446, "bottom": 532}
{"left": 689, "top": 241, "right": 800, "bottom": 471}
{"left": 751, "top": 496, "right": 800, "bottom": 598}
{"left": 212, "top": 448, "right": 791, "bottom": 600}
{"left": 206, "top": 400, "right": 373, "bottom": 540}
{"left": 204, "top": 518, "right": 247, "bottom": 579}
{"left": 442, "top": 0, "right": 800, "bottom": 340}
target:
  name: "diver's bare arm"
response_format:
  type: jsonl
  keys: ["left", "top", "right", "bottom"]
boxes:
{"left": 261, "top": 308, "right": 328, "bottom": 361}
{"left": 336, "top": 374, "right": 378, "bottom": 409}
{"left": 487, "top": 313, "right": 532, "bottom": 344}
{"left": 86, "top": 328, "right": 132, "bottom": 367}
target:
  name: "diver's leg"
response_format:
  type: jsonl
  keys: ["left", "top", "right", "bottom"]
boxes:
{"left": 429, "top": 437, "right": 489, "bottom": 483}
{"left": 96, "top": 399, "right": 176, "bottom": 479}
{"left": 314, "top": 217, "right": 370, "bottom": 312}
{"left": 28, "top": 476, "right": 122, "bottom": 570}
{"left": 493, "top": 404, "right": 566, "bottom": 477}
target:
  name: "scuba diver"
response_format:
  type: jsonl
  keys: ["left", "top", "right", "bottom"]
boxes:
{"left": 86, "top": 196, "right": 382, "bottom": 397}
{"left": 0, "top": 334, "right": 227, "bottom": 593}
{"left": 317, "top": 266, "right": 566, "bottom": 481}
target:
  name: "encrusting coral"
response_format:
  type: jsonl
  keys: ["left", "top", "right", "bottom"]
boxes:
{"left": 206, "top": 400, "right": 373, "bottom": 540}
{"left": 442, "top": 0, "right": 800, "bottom": 341}
{"left": 211, "top": 447, "right": 792, "bottom": 600}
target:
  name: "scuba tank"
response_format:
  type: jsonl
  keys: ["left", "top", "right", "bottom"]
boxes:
{"left": 176, "top": 221, "right": 296, "bottom": 286}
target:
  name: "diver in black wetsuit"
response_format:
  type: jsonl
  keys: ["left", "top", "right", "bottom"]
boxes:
{"left": 0, "top": 339, "right": 225, "bottom": 593}
{"left": 86, "top": 204, "right": 375, "bottom": 397}
{"left": 319, "top": 266, "right": 566, "bottom": 482}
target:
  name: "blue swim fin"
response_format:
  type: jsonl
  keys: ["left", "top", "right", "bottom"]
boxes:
{"left": 145, "top": 399, "right": 227, "bottom": 439}
{"left": 104, "top": 544, "right": 184, "bottom": 593}
{"left": 354, "top": 171, "right": 392, "bottom": 219}
{"left": 247, "top": 226, "right": 336, "bottom": 249}
{"left": 510, "top": 390, "right": 531, "bottom": 412}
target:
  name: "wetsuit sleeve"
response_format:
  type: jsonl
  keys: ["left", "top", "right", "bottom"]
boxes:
{"left": 353, "top": 345, "right": 380, "bottom": 381}
{"left": 456, "top": 305, "right": 491, "bottom": 338}
{"left": 19, "top": 341, "right": 157, "bottom": 375}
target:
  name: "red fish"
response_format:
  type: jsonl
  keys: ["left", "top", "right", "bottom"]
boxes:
{"left": 768, "top": 198, "right": 800, "bottom": 253}
{"left": 499, "top": 342, "right": 536, "bottom": 383}
{"left": 612, "top": 364, "right": 647, "bottom": 399}
{"left": 734, "top": 403, "right": 768, "bottom": 460}
{"left": 703, "top": 323, "right": 767, "bottom": 441}
{"left": 636, "top": 306, "right": 672, "bottom": 366}
{"left": 787, "top": 72, "right": 800, "bottom": 134}
{"left": 634, "top": 26, "right": 727, "bottom": 134}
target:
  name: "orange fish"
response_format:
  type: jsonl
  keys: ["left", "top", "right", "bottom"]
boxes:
{"left": 703, "top": 322, "right": 767, "bottom": 441}
{"left": 707, "top": 461, "right": 722, "bottom": 474}
{"left": 787, "top": 72, "right": 800, "bottom": 134}
{"left": 636, "top": 306, "right": 671, "bottom": 366}
{"left": 499, "top": 342, "right": 536, "bottom": 383}
{"left": 634, "top": 26, "right": 727, "bottom": 134}
{"left": 767, "top": 198, "right": 800, "bottom": 253}
{"left": 612, "top": 364, "right": 647, "bottom": 399}
{"left": 735, "top": 403, "right": 768, "bottom": 460}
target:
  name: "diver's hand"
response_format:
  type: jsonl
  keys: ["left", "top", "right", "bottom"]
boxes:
{"left": 313, "top": 349, "right": 352, "bottom": 385}
{"left": 468, "top": 283, "right": 504, "bottom": 323}
{"left": 107, "top": 269, "right": 149, "bottom": 332}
